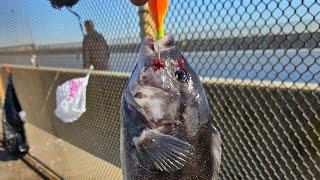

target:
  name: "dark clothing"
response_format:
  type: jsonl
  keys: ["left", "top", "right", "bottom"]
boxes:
{"left": 2, "top": 74, "right": 29, "bottom": 155}
{"left": 82, "top": 31, "right": 109, "bottom": 70}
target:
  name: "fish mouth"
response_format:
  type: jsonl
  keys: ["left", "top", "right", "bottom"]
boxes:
{"left": 128, "top": 101, "right": 176, "bottom": 133}
{"left": 147, "top": 117, "right": 176, "bottom": 128}
{"left": 129, "top": 84, "right": 177, "bottom": 132}
{"left": 138, "top": 117, "right": 177, "bottom": 136}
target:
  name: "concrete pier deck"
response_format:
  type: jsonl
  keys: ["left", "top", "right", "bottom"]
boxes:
{"left": 0, "top": 145, "right": 42, "bottom": 180}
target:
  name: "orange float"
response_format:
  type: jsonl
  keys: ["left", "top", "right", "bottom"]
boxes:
{"left": 130, "top": 0, "right": 169, "bottom": 39}
{"left": 147, "top": 0, "right": 169, "bottom": 39}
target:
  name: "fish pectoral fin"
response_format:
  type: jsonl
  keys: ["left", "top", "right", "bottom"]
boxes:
{"left": 133, "top": 129, "right": 193, "bottom": 172}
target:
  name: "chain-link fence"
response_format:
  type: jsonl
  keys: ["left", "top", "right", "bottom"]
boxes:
{"left": 0, "top": 0, "right": 320, "bottom": 179}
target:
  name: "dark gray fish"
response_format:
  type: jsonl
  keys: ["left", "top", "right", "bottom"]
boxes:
{"left": 120, "top": 34, "right": 221, "bottom": 180}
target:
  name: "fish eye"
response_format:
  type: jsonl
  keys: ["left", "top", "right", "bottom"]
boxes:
{"left": 175, "top": 69, "right": 189, "bottom": 83}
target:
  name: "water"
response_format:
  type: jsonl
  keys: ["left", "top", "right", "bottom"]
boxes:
{"left": 1, "top": 48, "right": 320, "bottom": 84}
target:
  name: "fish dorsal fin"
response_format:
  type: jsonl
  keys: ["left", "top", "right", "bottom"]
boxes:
{"left": 133, "top": 129, "right": 193, "bottom": 172}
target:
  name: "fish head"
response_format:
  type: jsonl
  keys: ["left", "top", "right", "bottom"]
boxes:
{"left": 125, "top": 34, "right": 210, "bottom": 134}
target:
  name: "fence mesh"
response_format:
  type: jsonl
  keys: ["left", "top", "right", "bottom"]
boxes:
{"left": 0, "top": 0, "right": 320, "bottom": 179}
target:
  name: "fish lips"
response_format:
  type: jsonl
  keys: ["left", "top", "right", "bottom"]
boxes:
{"left": 126, "top": 85, "right": 178, "bottom": 131}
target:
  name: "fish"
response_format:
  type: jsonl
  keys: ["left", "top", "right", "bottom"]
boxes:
{"left": 120, "top": 33, "right": 221, "bottom": 180}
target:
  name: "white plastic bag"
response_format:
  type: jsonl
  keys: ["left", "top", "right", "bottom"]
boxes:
{"left": 55, "top": 74, "right": 89, "bottom": 123}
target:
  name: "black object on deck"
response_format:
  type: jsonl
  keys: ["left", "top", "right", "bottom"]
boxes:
{"left": 2, "top": 74, "right": 29, "bottom": 155}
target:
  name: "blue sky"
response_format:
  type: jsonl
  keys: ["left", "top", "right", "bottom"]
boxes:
{"left": 1, "top": 0, "right": 320, "bottom": 47}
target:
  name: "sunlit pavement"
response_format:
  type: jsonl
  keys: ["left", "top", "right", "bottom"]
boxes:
{"left": 0, "top": 145, "right": 42, "bottom": 179}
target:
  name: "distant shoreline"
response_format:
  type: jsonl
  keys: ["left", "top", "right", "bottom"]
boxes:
{"left": 1, "top": 48, "right": 320, "bottom": 84}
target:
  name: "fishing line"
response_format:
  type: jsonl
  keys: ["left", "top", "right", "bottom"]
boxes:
{"left": 157, "top": 42, "right": 161, "bottom": 60}
{"left": 66, "top": 7, "right": 84, "bottom": 36}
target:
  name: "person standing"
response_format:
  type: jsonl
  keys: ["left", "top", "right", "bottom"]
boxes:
{"left": 82, "top": 20, "right": 109, "bottom": 70}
